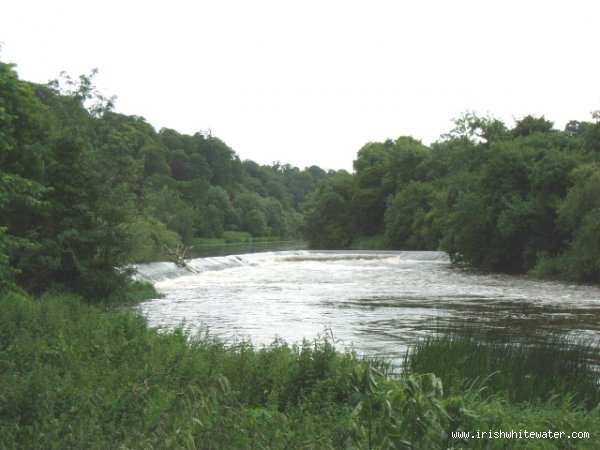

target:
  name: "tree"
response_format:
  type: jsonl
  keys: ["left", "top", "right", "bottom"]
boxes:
{"left": 532, "top": 164, "right": 600, "bottom": 281}
{"left": 301, "top": 172, "right": 354, "bottom": 248}
{"left": 443, "top": 111, "right": 509, "bottom": 144}
{"left": 168, "top": 149, "right": 192, "bottom": 181}
{"left": 196, "top": 186, "right": 237, "bottom": 237}
{"left": 263, "top": 197, "right": 288, "bottom": 237}
{"left": 352, "top": 137, "right": 429, "bottom": 236}
{"left": 141, "top": 144, "right": 171, "bottom": 176}
{"left": 0, "top": 61, "right": 50, "bottom": 292}
{"left": 145, "top": 186, "right": 196, "bottom": 244}
{"left": 384, "top": 182, "right": 442, "bottom": 249}
{"left": 512, "top": 115, "right": 554, "bottom": 137}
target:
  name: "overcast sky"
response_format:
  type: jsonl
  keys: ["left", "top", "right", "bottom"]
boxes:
{"left": 1, "top": 0, "right": 598, "bottom": 171}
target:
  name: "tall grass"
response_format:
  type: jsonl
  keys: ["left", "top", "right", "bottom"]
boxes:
{"left": 2, "top": 291, "right": 599, "bottom": 449}
{"left": 403, "top": 330, "right": 600, "bottom": 407}
{"left": 0, "top": 292, "right": 359, "bottom": 449}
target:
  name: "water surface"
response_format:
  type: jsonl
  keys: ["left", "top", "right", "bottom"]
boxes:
{"left": 135, "top": 250, "right": 600, "bottom": 363}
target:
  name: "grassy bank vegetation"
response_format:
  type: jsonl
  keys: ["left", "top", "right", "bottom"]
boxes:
{"left": 404, "top": 331, "right": 600, "bottom": 408}
{"left": 1, "top": 292, "right": 598, "bottom": 449}
{"left": 2, "top": 51, "right": 599, "bottom": 449}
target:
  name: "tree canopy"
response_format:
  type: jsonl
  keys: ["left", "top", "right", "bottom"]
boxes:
{"left": 301, "top": 111, "right": 600, "bottom": 282}
{"left": 0, "top": 59, "right": 330, "bottom": 297}
{"left": 3, "top": 54, "right": 599, "bottom": 298}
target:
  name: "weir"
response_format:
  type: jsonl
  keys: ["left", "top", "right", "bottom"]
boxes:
{"left": 132, "top": 250, "right": 451, "bottom": 284}
{"left": 135, "top": 249, "right": 600, "bottom": 365}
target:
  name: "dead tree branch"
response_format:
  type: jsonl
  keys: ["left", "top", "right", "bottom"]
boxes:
{"left": 164, "top": 243, "right": 193, "bottom": 268}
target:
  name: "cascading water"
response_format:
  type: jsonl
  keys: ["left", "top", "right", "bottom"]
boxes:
{"left": 132, "top": 250, "right": 451, "bottom": 283}
{"left": 134, "top": 250, "right": 600, "bottom": 364}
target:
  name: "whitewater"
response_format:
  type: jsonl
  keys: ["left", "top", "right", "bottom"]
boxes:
{"left": 134, "top": 250, "right": 600, "bottom": 362}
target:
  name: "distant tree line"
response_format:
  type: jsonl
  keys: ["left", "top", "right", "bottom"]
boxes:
{"left": 3, "top": 54, "right": 598, "bottom": 298}
{"left": 301, "top": 112, "right": 600, "bottom": 282}
{"left": 0, "top": 59, "right": 337, "bottom": 297}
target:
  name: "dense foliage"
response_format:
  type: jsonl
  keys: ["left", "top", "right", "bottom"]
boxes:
{"left": 301, "top": 112, "right": 600, "bottom": 282}
{"left": 0, "top": 59, "right": 334, "bottom": 297}
{"left": 3, "top": 55, "right": 600, "bottom": 449}
{"left": 2, "top": 292, "right": 598, "bottom": 449}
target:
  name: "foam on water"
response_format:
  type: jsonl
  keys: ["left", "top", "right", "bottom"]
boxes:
{"left": 132, "top": 250, "right": 450, "bottom": 284}
{"left": 134, "top": 249, "right": 600, "bottom": 365}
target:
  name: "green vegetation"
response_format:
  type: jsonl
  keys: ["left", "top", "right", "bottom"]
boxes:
{"left": 192, "top": 231, "right": 286, "bottom": 246}
{"left": 3, "top": 54, "right": 600, "bottom": 449}
{"left": 350, "top": 234, "right": 390, "bottom": 250}
{"left": 1, "top": 293, "right": 598, "bottom": 449}
{"left": 302, "top": 112, "right": 600, "bottom": 282}
{"left": 404, "top": 332, "right": 600, "bottom": 408}
{"left": 0, "top": 58, "right": 335, "bottom": 297}
{"left": 0, "top": 292, "right": 354, "bottom": 449}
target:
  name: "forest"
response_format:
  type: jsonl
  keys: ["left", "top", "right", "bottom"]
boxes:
{"left": 3, "top": 56, "right": 600, "bottom": 299}
{"left": 302, "top": 111, "right": 600, "bottom": 282}
{"left": 3, "top": 57, "right": 600, "bottom": 449}
{"left": 0, "top": 59, "right": 339, "bottom": 298}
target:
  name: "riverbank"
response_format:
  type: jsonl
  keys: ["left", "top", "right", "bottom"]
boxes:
{"left": 1, "top": 290, "right": 598, "bottom": 449}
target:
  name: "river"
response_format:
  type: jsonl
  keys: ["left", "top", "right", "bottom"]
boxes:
{"left": 134, "top": 249, "right": 600, "bottom": 364}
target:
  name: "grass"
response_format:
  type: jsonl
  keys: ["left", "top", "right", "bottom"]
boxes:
{"left": 102, "top": 280, "right": 162, "bottom": 305}
{"left": 0, "top": 292, "right": 359, "bottom": 449}
{"left": 403, "top": 330, "right": 600, "bottom": 408}
{"left": 1, "top": 291, "right": 599, "bottom": 449}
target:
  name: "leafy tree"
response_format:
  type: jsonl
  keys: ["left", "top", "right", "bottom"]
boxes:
{"left": 140, "top": 144, "right": 171, "bottom": 176}
{"left": 282, "top": 166, "right": 318, "bottom": 209}
{"left": 144, "top": 186, "right": 196, "bottom": 244}
{"left": 532, "top": 164, "right": 600, "bottom": 281}
{"left": 126, "top": 217, "right": 181, "bottom": 262}
{"left": 512, "top": 115, "right": 554, "bottom": 138}
{"left": 353, "top": 137, "right": 429, "bottom": 236}
{"left": 23, "top": 95, "right": 138, "bottom": 296}
{"left": 168, "top": 149, "right": 192, "bottom": 181}
{"left": 442, "top": 111, "right": 509, "bottom": 144}
{"left": 189, "top": 151, "right": 212, "bottom": 180}
{"left": 301, "top": 172, "right": 354, "bottom": 248}
{"left": 0, "top": 60, "right": 49, "bottom": 291}
{"left": 583, "top": 112, "right": 600, "bottom": 154}
{"left": 384, "top": 181, "right": 442, "bottom": 249}
{"left": 233, "top": 192, "right": 270, "bottom": 237}
{"left": 202, "top": 136, "right": 240, "bottom": 189}
{"left": 263, "top": 196, "right": 288, "bottom": 237}
{"left": 196, "top": 186, "right": 238, "bottom": 237}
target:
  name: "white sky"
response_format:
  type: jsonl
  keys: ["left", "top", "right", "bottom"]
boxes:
{"left": 1, "top": 0, "right": 598, "bottom": 171}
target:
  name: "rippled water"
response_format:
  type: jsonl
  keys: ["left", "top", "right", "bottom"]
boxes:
{"left": 135, "top": 250, "right": 600, "bottom": 363}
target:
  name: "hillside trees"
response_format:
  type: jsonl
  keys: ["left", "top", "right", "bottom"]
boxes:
{"left": 301, "top": 112, "right": 600, "bottom": 282}
{"left": 0, "top": 65, "right": 142, "bottom": 295}
{"left": 1, "top": 58, "right": 327, "bottom": 295}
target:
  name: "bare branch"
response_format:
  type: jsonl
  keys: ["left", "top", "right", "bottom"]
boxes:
{"left": 164, "top": 243, "right": 194, "bottom": 268}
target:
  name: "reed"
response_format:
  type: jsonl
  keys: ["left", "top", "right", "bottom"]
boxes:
{"left": 403, "top": 329, "right": 600, "bottom": 407}
{"left": 2, "top": 291, "right": 599, "bottom": 449}
{"left": 0, "top": 292, "right": 358, "bottom": 448}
